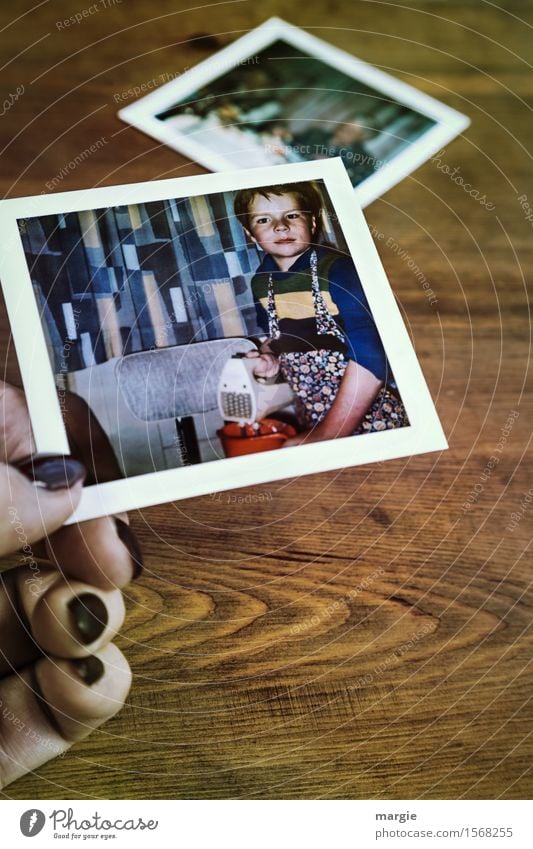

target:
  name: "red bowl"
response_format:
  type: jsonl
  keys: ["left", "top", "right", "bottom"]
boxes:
{"left": 217, "top": 418, "right": 297, "bottom": 457}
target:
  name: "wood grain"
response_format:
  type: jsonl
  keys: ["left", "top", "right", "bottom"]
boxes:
{"left": 0, "top": 0, "right": 531, "bottom": 799}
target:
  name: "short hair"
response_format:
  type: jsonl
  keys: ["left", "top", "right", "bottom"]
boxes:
{"left": 233, "top": 181, "right": 323, "bottom": 236}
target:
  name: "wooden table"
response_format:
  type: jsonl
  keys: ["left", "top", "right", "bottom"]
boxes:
{"left": 1, "top": 0, "right": 531, "bottom": 799}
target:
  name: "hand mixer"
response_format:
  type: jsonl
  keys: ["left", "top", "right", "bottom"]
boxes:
{"left": 217, "top": 353, "right": 294, "bottom": 424}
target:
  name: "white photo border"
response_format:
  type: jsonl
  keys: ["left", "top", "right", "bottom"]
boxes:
{"left": 118, "top": 16, "right": 470, "bottom": 208}
{"left": 0, "top": 159, "right": 447, "bottom": 523}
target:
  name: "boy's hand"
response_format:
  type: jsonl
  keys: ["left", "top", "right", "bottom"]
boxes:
{"left": 282, "top": 430, "right": 320, "bottom": 448}
{"left": 245, "top": 350, "right": 280, "bottom": 381}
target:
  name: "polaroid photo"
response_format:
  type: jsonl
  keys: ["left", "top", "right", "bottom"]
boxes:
{"left": 0, "top": 159, "right": 447, "bottom": 523}
{"left": 118, "top": 17, "right": 469, "bottom": 208}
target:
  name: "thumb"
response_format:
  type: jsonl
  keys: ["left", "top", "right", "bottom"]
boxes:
{"left": 0, "top": 455, "right": 86, "bottom": 558}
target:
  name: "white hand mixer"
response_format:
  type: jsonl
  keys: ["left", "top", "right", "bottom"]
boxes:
{"left": 217, "top": 353, "right": 294, "bottom": 425}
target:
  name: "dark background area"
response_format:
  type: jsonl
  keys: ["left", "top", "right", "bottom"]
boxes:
{"left": 0, "top": 0, "right": 532, "bottom": 799}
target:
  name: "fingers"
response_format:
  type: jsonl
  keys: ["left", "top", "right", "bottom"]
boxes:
{"left": 47, "top": 393, "right": 144, "bottom": 590}
{"left": 35, "top": 643, "right": 131, "bottom": 741}
{"left": 0, "top": 381, "right": 34, "bottom": 461}
{"left": 0, "top": 564, "right": 125, "bottom": 675}
{"left": 245, "top": 350, "right": 270, "bottom": 377}
{"left": 16, "top": 566, "right": 125, "bottom": 659}
{"left": 281, "top": 434, "right": 307, "bottom": 448}
{"left": 258, "top": 355, "right": 280, "bottom": 380}
{"left": 0, "top": 644, "right": 131, "bottom": 789}
{"left": 253, "top": 357, "right": 269, "bottom": 376}
{"left": 0, "top": 459, "right": 85, "bottom": 559}
{"left": 246, "top": 352, "right": 279, "bottom": 379}
{"left": 45, "top": 514, "right": 143, "bottom": 591}
{"left": 61, "top": 391, "right": 123, "bottom": 486}
{"left": 1, "top": 386, "right": 142, "bottom": 588}
{"left": 0, "top": 384, "right": 133, "bottom": 791}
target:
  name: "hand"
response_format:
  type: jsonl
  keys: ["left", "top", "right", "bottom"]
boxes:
{"left": 282, "top": 430, "right": 315, "bottom": 448}
{"left": 282, "top": 424, "right": 341, "bottom": 448}
{"left": 283, "top": 363, "right": 383, "bottom": 447}
{"left": 0, "top": 381, "right": 142, "bottom": 790}
{"left": 245, "top": 349, "right": 280, "bottom": 380}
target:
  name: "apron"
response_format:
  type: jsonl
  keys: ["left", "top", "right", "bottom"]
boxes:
{"left": 267, "top": 250, "right": 409, "bottom": 434}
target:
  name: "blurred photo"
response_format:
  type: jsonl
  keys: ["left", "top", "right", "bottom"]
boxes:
{"left": 154, "top": 41, "right": 434, "bottom": 182}
{"left": 119, "top": 18, "right": 469, "bottom": 206}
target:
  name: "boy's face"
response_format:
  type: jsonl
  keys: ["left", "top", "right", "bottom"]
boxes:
{"left": 246, "top": 193, "right": 316, "bottom": 265}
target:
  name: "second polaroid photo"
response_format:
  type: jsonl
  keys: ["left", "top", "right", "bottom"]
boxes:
{"left": 119, "top": 17, "right": 469, "bottom": 207}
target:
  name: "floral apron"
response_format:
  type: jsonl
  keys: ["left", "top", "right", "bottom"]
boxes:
{"left": 267, "top": 250, "right": 409, "bottom": 434}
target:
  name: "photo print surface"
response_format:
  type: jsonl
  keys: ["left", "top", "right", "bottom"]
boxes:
{"left": 18, "top": 179, "right": 407, "bottom": 479}
{"left": 0, "top": 160, "right": 447, "bottom": 521}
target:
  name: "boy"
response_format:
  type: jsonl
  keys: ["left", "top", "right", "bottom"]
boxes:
{"left": 233, "top": 182, "right": 407, "bottom": 443}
